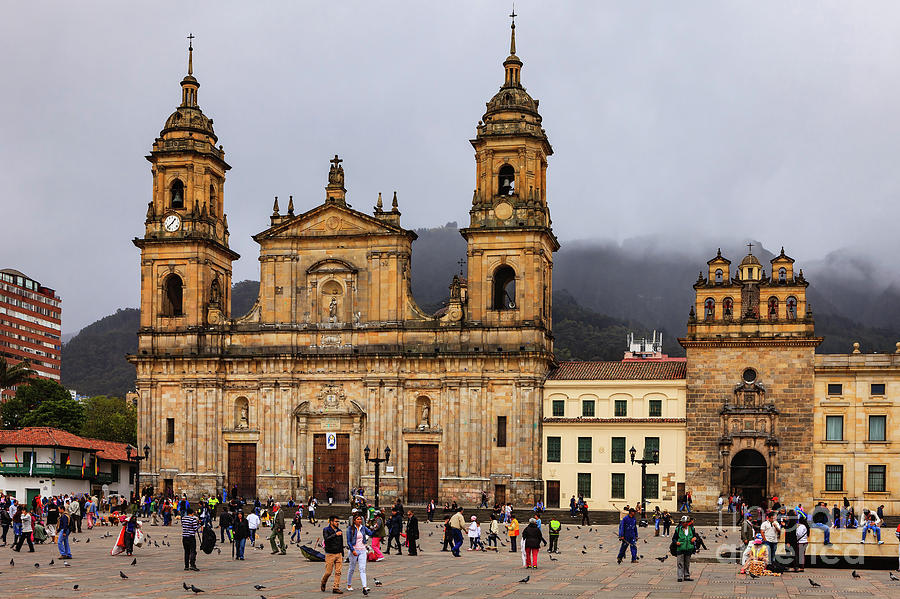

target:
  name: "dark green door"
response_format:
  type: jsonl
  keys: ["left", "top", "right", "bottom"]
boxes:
{"left": 26, "top": 488, "right": 40, "bottom": 506}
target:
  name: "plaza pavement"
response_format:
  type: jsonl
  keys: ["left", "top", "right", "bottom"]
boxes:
{"left": 6, "top": 520, "right": 900, "bottom": 598}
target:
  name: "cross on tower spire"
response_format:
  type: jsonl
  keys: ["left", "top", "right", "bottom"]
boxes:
{"left": 509, "top": 4, "right": 517, "bottom": 55}
{"left": 187, "top": 33, "right": 195, "bottom": 75}
{"left": 747, "top": 242, "right": 754, "bottom": 255}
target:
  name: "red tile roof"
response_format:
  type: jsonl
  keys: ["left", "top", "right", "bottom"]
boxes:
{"left": 0, "top": 427, "right": 134, "bottom": 462}
{"left": 548, "top": 360, "right": 686, "bottom": 381}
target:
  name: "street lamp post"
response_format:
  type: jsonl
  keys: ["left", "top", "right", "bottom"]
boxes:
{"left": 630, "top": 445, "right": 659, "bottom": 521}
{"left": 364, "top": 444, "right": 391, "bottom": 509}
{"left": 126, "top": 444, "right": 151, "bottom": 509}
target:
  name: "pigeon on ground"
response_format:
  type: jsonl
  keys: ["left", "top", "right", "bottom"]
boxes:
{"left": 34, "top": 563, "right": 39, "bottom": 568}
{"left": 216, "top": 548, "right": 221, "bottom": 554}
{"left": 581, "top": 550, "right": 586, "bottom": 555}
{"left": 120, "top": 571, "right": 128, "bottom": 579}
{"left": 643, "top": 539, "right": 648, "bottom": 544}
{"left": 254, "top": 585, "right": 266, "bottom": 590}
{"left": 10, "top": 558, "right": 14, "bottom": 566}
{"left": 50, "top": 559, "right": 55, "bottom": 565}
{"left": 73, "top": 584, "right": 79, "bottom": 590}
{"left": 518, "top": 575, "right": 530, "bottom": 583}
{"left": 190, "top": 585, "right": 204, "bottom": 593}
{"left": 656, "top": 556, "right": 668, "bottom": 562}
{"left": 573, "top": 535, "right": 579, "bottom": 539}
{"left": 809, "top": 579, "right": 820, "bottom": 587}
{"left": 374, "top": 579, "right": 382, "bottom": 586}
{"left": 85, "top": 538, "right": 90, "bottom": 543}
{"left": 549, "top": 555, "right": 558, "bottom": 561}
{"left": 852, "top": 571, "right": 861, "bottom": 579}
{"left": 890, "top": 572, "right": 899, "bottom": 581}
{"left": 131, "top": 558, "right": 137, "bottom": 566}
{"left": 183, "top": 582, "right": 190, "bottom": 590}
{"left": 64, "top": 562, "right": 71, "bottom": 567}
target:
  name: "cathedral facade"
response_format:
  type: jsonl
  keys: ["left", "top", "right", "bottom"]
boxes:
{"left": 130, "top": 23, "right": 556, "bottom": 504}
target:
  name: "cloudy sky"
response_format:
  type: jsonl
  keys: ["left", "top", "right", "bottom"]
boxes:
{"left": 3, "top": 1, "right": 900, "bottom": 333}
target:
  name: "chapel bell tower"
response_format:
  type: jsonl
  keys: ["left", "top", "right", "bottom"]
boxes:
{"left": 134, "top": 37, "right": 239, "bottom": 334}
{"left": 461, "top": 13, "right": 558, "bottom": 336}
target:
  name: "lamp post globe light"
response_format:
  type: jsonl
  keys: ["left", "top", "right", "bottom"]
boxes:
{"left": 364, "top": 444, "right": 391, "bottom": 508}
{"left": 630, "top": 445, "right": 659, "bottom": 521}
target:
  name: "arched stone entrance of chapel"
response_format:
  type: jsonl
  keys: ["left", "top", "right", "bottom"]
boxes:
{"left": 731, "top": 449, "right": 767, "bottom": 508}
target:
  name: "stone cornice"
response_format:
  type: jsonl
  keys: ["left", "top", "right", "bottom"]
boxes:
{"left": 678, "top": 337, "right": 822, "bottom": 349}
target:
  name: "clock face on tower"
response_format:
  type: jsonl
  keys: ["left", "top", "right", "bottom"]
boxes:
{"left": 163, "top": 214, "right": 182, "bottom": 232}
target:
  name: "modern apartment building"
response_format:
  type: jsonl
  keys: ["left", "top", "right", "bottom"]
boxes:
{"left": 0, "top": 268, "right": 62, "bottom": 397}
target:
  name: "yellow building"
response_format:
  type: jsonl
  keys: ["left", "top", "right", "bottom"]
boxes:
{"left": 814, "top": 346, "right": 900, "bottom": 513}
{"left": 541, "top": 360, "right": 686, "bottom": 511}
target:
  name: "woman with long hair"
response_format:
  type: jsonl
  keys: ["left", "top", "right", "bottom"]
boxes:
{"left": 346, "top": 513, "right": 375, "bottom": 595}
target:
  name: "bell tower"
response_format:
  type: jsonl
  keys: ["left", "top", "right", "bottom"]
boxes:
{"left": 134, "top": 37, "right": 239, "bottom": 333}
{"left": 461, "top": 13, "right": 558, "bottom": 336}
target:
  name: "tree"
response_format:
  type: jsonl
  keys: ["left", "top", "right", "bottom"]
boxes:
{"left": 80, "top": 395, "right": 137, "bottom": 444}
{"left": 0, "top": 356, "right": 35, "bottom": 397}
{"left": 1, "top": 378, "right": 85, "bottom": 433}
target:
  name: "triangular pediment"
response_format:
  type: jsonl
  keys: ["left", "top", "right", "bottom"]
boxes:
{"left": 253, "top": 202, "right": 415, "bottom": 242}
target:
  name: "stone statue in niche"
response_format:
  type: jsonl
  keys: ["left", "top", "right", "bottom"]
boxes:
{"left": 421, "top": 404, "right": 430, "bottom": 427}
{"left": 732, "top": 420, "right": 739, "bottom": 433}
{"left": 759, "top": 419, "right": 767, "bottom": 433}
{"left": 328, "top": 297, "right": 338, "bottom": 323}
{"left": 237, "top": 406, "right": 249, "bottom": 429}
{"left": 209, "top": 275, "right": 222, "bottom": 308}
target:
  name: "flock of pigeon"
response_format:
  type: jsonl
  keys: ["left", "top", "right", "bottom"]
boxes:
{"left": 5, "top": 520, "right": 900, "bottom": 594}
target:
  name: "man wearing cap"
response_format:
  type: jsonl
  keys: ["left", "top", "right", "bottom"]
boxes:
{"left": 674, "top": 515, "right": 697, "bottom": 582}
{"left": 616, "top": 508, "right": 639, "bottom": 564}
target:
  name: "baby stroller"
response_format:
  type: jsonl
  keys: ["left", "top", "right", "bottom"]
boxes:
{"left": 33, "top": 523, "right": 48, "bottom": 544}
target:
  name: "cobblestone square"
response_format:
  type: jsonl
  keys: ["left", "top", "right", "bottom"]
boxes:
{"left": 8, "top": 522, "right": 900, "bottom": 598}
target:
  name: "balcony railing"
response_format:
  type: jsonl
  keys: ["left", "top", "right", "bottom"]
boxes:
{"left": 0, "top": 464, "right": 112, "bottom": 483}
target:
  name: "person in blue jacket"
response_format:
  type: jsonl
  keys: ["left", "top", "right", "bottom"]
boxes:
{"left": 617, "top": 507, "right": 639, "bottom": 564}
{"left": 346, "top": 514, "right": 376, "bottom": 595}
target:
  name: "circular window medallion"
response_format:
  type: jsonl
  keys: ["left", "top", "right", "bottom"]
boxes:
{"left": 326, "top": 216, "right": 340, "bottom": 230}
{"left": 742, "top": 368, "right": 757, "bottom": 384}
{"left": 494, "top": 201, "right": 513, "bottom": 220}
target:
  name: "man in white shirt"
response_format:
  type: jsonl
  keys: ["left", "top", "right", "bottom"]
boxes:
{"left": 716, "top": 495, "right": 724, "bottom": 513}
{"left": 247, "top": 511, "right": 260, "bottom": 546}
{"left": 760, "top": 511, "right": 781, "bottom": 565}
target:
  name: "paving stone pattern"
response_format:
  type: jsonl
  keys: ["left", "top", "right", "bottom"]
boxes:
{"left": 6, "top": 523, "right": 900, "bottom": 598}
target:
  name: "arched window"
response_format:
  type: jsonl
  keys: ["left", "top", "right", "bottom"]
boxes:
{"left": 209, "top": 184, "right": 217, "bottom": 216}
{"left": 767, "top": 297, "right": 778, "bottom": 320}
{"left": 704, "top": 298, "right": 715, "bottom": 320}
{"left": 715, "top": 269, "right": 723, "bottom": 284}
{"left": 492, "top": 265, "right": 516, "bottom": 310}
{"left": 170, "top": 179, "right": 185, "bottom": 210}
{"left": 778, "top": 267, "right": 787, "bottom": 283}
{"left": 786, "top": 296, "right": 798, "bottom": 320}
{"left": 162, "top": 274, "right": 183, "bottom": 317}
{"left": 498, "top": 164, "right": 515, "bottom": 196}
{"left": 723, "top": 297, "right": 734, "bottom": 319}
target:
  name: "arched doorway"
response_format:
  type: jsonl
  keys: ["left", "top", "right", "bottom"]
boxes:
{"left": 731, "top": 449, "right": 767, "bottom": 508}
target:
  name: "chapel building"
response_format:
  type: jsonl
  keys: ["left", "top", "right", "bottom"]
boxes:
{"left": 129, "top": 21, "right": 557, "bottom": 504}
{"left": 680, "top": 246, "right": 821, "bottom": 509}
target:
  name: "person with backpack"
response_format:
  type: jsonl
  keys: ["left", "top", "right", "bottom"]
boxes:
{"left": 673, "top": 515, "right": 697, "bottom": 582}
{"left": 548, "top": 516, "right": 561, "bottom": 553}
{"left": 290, "top": 508, "right": 303, "bottom": 544}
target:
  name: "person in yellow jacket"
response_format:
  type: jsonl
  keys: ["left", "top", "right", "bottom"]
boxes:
{"left": 507, "top": 515, "right": 520, "bottom": 553}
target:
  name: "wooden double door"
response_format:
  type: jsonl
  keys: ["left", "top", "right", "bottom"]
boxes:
{"left": 313, "top": 433, "right": 350, "bottom": 502}
{"left": 407, "top": 444, "right": 438, "bottom": 503}
{"left": 227, "top": 443, "right": 257, "bottom": 499}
